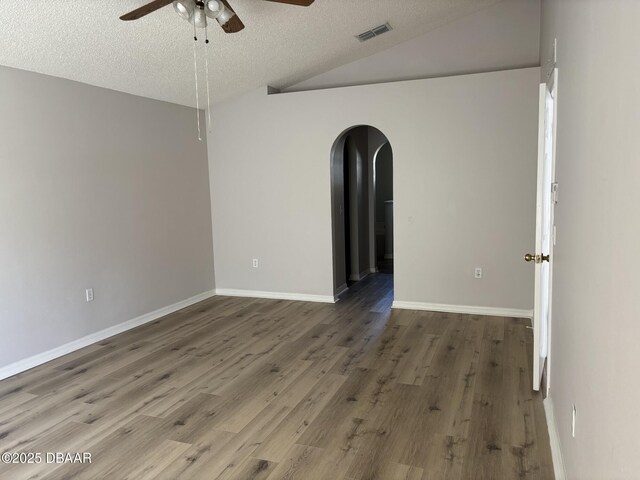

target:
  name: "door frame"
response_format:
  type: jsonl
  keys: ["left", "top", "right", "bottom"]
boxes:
{"left": 329, "top": 125, "right": 393, "bottom": 297}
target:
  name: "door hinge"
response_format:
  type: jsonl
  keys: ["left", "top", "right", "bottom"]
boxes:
{"left": 551, "top": 182, "right": 559, "bottom": 204}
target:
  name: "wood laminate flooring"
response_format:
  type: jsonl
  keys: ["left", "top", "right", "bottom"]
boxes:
{"left": 0, "top": 274, "right": 554, "bottom": 479}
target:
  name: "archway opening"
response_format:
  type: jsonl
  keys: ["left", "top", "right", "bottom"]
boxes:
{"left": 330, "top": 125, "right": 393, "bottom": 299}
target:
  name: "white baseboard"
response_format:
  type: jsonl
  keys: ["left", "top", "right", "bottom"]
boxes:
{"left": 215, "top": 288, "right": 335, "bottom": 304}
{"left": 0, "top": 289, "right": 216, "bottom": 381}
{"left": 334, "top": 283, "right": 349, "bottom": 301}
{"left": 391, "top": 301, "right": 532, "bottom": 319}
{"left": 544, "top": 398, "right": 566, "bottom": 480}
{"left": 349, "top": 270, "right": 371, "bottom": 282}
{"left": 359, "top": 270, "right": 370, "bottom": 281}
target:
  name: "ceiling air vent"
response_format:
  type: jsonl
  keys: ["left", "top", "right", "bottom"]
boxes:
{"left": 355, "top": 23, "right": 392, "bottom": 42}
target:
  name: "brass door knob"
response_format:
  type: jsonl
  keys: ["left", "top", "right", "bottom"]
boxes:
{"left": 524, "top": 253, "right": 550, "bottom": 263}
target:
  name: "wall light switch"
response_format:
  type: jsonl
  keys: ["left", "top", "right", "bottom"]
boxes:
{"left": 85, "top": 288, "right": 94, "bottom": 302}
{"left": 474, "top": 268, "right": 482, "bottom": 279}
{"left": 252, "top": 259, "right": 259, "bottom": 268}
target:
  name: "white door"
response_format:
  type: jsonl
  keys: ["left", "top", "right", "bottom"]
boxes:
{"left": 528, "top": 69, "right": 558, "bottom": 392}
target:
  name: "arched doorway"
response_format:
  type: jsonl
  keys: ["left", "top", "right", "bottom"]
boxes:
{"left": 330, "top": 125, "right": 393, "bottom": 297}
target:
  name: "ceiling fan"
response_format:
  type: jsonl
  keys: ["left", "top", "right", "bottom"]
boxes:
{"left": 120, "top": 0, "right": 315, "bottom": 33}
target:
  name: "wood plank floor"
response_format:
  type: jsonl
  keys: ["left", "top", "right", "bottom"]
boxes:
{"left": 0, "top": 274, "right": 554, "bottom": 479}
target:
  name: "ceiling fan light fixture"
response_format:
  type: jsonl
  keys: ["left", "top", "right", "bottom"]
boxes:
{"left": 189, "top": 7, "right": 208, "bottom": 28}
{"left": 173, "top": 0, "right": 195, "bottom": 21}
{"left": 216, "top": 8, "right": 235, "bottom": 26}
{"left": 204, "top": 0, "right": 224, "bottom": 19}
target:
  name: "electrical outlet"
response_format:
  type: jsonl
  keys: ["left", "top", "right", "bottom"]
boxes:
{"left": 252, "top": 259, "right": 259, "bottom": 268}
{"left": 85, "top": 288, "right": 94, "bottom": 302}
{"left": 474, "top": 267, "right": 482, "bottom": 279}
{"left": 571, "top": 404, "right": 576, "bottom": 438}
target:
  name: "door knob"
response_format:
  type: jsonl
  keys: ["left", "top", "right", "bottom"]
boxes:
{"left": 524, "top": 253, "right": 550, "bottom": 263}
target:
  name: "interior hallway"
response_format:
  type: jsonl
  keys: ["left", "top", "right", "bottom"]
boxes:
{"left": 0, "top": 274, "right": 553, "bottom": 479}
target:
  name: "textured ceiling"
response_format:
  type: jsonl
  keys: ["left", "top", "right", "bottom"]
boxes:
{"left": 0, "top": 0, "right": 504, "bottom": 108}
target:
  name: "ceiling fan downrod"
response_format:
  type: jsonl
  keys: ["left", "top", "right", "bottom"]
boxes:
{"left": 191, "top": 15, "right": 212, "bottom": 141}
{"left": 118, "top": 0, "right": 316, "bottom": 138}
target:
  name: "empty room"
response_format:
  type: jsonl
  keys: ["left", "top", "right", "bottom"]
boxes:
{"left": 1, "top": 0, "right": 639, "bottom": 478}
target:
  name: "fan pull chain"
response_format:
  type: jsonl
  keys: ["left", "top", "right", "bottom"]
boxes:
{"left": 192, "top": 35, "right": 202, "bottom": 141}
{"left": 204, "top": 23, "right": 212, "bottom": 132}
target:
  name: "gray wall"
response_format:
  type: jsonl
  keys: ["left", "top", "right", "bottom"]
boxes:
{"left": 285, "top": 0, "right": 540, "bottom": 92}
{"left": 540, "top": 0, "right": 640, "bottom": 477}
{"left": 330, "top": 135, "right": 347, "bottom": 291}
{"left": 352, "top": 127, "right": 370, "bottom": 280}
{"left": 345, "top": 134, "right": 362, "bottom": 282}
{"left": 375, "top": 143, "right": 393, "bottom": 224}
{"left": 368, "top": 129, "right": 391, "bottom": 268}
{"left": 0, "top": 66, "right": 214, "bottom": 369}
{"left": 208, "top": 67, "right": 539, "bottom": 310}
{"left": 375, "top": 142, "right": 393, "bottom": 260}
{"left": 330, "top": 127, "right": 371, "bottom": 289}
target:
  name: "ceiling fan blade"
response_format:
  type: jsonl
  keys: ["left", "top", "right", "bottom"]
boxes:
{"left": 219, "top": 0, "right": 245, "bottom": 33}
{"left": 262, "top": 0, "right": 314, "bottom": 5}
{"left": 120, "top": 0, "right": 173, "bottom": 21}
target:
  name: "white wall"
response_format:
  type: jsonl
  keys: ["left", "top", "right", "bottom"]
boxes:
{"left": 285, "top": 0, "right": 540, "bottom": 92}
{"left": 540, "top": 1, "right": 640, "bottom": 478}
{"left": 208, "top": 67, "right": 539, "bottom": 311}
{"left": 0, "top": 66, "right": 214, "bottom": 370}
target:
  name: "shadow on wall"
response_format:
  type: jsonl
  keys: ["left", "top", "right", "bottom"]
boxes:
{"left": 330, "top": 125, "right": 393, "bottom": 295}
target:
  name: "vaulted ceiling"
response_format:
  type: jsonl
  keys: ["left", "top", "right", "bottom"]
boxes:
{"left": 0, "top": 0, "right": 504, "bottom": 107}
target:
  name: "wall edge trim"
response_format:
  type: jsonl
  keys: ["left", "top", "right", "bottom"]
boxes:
{"left": 215, "top": 288, "right": 336, "bottom": 304}
{"left": 0, "top": 289, "right": 216, "bottom": 381}
{"left": 334, "top": 283, "right": 349, "bottom": 301}
{"left": 391, "top": 301, "right": 533, "bottom": 318}
{"left": 544, "top": 397, "right": 567, "bottom": 480}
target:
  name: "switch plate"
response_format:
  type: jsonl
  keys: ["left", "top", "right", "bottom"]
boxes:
{"left": 571, "top": 404, "right": 577, "bottom": 438}
{"left": 474, "top": 268, "right": 482, "bottom": 279}
{"left": 252, "top": 259, "right": 259, "bottom": 268}
{"left": 85, "top": 288, "right": 94, "bottom": 302}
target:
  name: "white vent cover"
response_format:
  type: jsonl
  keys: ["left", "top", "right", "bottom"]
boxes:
{"left": 355, "top": 23, "right": 392, "bottom": 42}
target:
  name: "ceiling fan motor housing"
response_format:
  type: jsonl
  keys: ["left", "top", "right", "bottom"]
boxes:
{"left": 121, "top": 0, "right": 314, "bottom": 32}
{"left": 173, "top": 0, "right": 233, "bottom": 27}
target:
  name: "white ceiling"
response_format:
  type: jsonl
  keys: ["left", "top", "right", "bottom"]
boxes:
{"left": 0, "top": 0, "right": 504, "bottom": 108}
